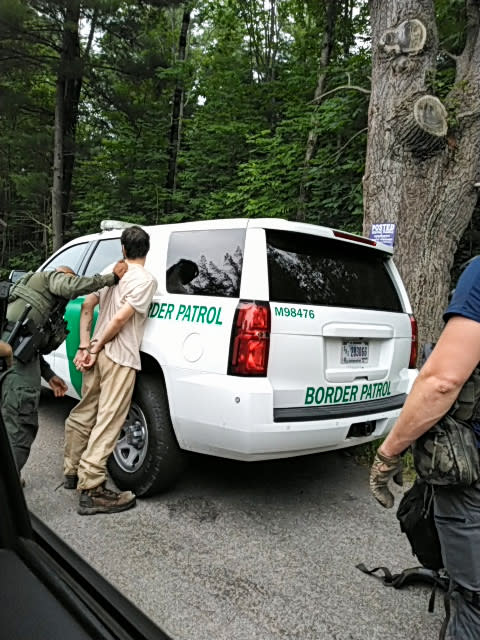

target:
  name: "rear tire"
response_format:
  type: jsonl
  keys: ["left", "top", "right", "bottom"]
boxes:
{"left": 107, "top": 373, "right": 187, "bottom": 497}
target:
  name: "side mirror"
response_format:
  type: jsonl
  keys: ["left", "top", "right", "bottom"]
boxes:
{"left": 9, "top": 270, "right": 27, "bottom": 284}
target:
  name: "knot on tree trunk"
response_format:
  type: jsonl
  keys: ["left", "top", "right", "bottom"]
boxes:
{"left": 398, "top": 95, "right": 447, "bottom": 159}
{"left": 379, "top": 19, "right": 427, "bottom": 56}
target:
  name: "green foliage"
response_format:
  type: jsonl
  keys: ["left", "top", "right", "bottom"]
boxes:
{"left": 0, "top": 0, "right": 472, "bottom": 273}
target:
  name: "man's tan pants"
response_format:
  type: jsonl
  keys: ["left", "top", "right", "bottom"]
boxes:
{"left": 64, "top": 351, "right": 136, "bottom": 491}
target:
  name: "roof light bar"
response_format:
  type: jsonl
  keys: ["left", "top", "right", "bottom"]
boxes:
{"left": 100, "top": 220, "right": 136, "bottom": 232}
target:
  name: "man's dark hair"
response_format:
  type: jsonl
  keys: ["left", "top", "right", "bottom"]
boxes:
{"left": 121, "top": 226, "right": 150, "bottom": 259}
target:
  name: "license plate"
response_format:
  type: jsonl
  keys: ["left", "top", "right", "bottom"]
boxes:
{"left": 342, "top": 341, "right": 369, "bottom": 364}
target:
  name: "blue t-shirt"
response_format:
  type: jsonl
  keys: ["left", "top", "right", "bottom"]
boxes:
{"left": 444, "top": 257, "right": 480, "bottom": 324}
{"left": 444, "top": 257, "right": 480, "bottom": 445}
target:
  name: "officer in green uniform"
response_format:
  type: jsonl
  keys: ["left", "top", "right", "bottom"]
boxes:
{"left": 1, "top": 262, "right": 127, "bottom": 472}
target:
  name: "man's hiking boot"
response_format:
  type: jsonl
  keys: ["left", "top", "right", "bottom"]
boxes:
{"left": 77, "top": 484, "right": 136, "bottom": 516}
{"left": 64, "top": 474, "right": 78, "bottom": 490}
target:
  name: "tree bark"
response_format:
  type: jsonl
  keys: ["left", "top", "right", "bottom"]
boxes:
{"left": 51, "top": 0, "right": 83, "bottom": 251}
{"left": 165, "top": 7, "right": 191, "bottom": 217}
{"left": 52, "top": 75, "right": 64, "bottom": 252}
{"left": 297, "top": 0, "right": 338, "bottom": 222}
{"left": 363, "top": 0, "right": 480, "bottom": 355}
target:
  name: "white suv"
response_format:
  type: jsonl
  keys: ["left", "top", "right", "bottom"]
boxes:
{"left": 40, "top": 218, "right": 418, "bottom": 495}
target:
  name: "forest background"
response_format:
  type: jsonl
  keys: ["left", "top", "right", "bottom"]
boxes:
{"left": 1, "top": 0, "right": 479, "bottom": 337}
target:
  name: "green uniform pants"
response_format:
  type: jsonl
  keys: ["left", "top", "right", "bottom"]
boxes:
{"left": 1, "top": 356, "right": 41, "bottom": 471}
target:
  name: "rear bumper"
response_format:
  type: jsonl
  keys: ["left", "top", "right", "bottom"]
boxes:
{"left": 274, "top": 394, "right": 407, "bottom": 422}
{"left": 167, "top": 370, "right": 415, "bottom": 461}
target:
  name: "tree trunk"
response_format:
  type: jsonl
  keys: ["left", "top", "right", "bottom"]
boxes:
{"left": 363, "top": 0, "right": 480, "bottom": 355}
{"left": 52, "top": 76, "right": 64, "bottom": 252}
{"left": 51, "top": 0, "right": 83, "bottom": 251}
{"left": 62, "top": 1, "right": 89, "bottom": 229}
{"left": 165, "top": 7, "right": 191, "bottom": 217}
{"left": 297, "top": 0, "right": 338, "bottom": 222}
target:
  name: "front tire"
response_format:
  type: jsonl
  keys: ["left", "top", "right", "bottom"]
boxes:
{"left": 107, "top": 373, "right": 187, "bottom": 497}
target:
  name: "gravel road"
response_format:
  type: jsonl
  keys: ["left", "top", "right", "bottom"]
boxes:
{"left": 24, "top": 393, "right": 443, "bottom": 640}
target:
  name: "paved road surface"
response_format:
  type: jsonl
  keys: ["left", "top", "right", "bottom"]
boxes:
{"left": 23, "top": 392, "right": 443, "bottom": 640}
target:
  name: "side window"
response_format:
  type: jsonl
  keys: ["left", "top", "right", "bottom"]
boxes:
{"left": 84, "top": 238, "right": 122, "bottom": 276}
{"left": 42, "top": 242, "right": 89, "bottom": 273}
{"left": 166, "top": 229, "right": 245, "bottom": 297}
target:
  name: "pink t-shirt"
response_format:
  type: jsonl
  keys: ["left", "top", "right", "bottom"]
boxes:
{"left": 93, "top": 263, "right": 157, "bottom": 370}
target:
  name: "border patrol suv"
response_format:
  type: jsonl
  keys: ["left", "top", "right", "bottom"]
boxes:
{"left": 40, "top": 218, "right": 418, "bottom": 496}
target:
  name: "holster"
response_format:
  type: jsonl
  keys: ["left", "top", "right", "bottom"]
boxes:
{"left": 5, "top": 318, "right": 43, "bottom": 364}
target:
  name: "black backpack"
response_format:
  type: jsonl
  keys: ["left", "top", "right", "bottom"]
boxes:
{"left": 357, "top": 480, "right": 447, "bottom": 608}
{"left": 396, "top": 479, "right": 443, "bottom": 571}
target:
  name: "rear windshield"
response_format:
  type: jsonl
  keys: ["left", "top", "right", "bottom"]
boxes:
{"left": 266, "top": 230, "right": 403, "bottom": 312}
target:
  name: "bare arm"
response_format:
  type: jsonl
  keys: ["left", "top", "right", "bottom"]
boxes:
{"left": 73, "top": 293, "right": 99, "bottom": 370}
{"left": 90, "top": 302, "right": 135, "bottom": 351}
{"left": 79, "top": 293, "right": 99, "bottom": 347}
{"left": 380, "top": 316, "right": 480, "bottom": 457}
{"left": 79, "top": 302, "right": 136, "bottom": 371}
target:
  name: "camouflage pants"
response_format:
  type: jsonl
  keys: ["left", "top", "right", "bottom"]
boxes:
{"left": 1, "top": 356, "right": 41, "bottom": 472}
{"left": 435, "top": 480, "right": 480, "bottom": 640}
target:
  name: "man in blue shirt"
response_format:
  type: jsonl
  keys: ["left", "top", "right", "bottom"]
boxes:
{"left": 370, "top": 256, "right": 480, "bottom": 640}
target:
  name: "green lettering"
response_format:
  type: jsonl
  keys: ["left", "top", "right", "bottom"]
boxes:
{"left": 305, "top": 387, "right": 315, "bottom": 405}
{"left": 350, "top": 385, "right": 358, "bottom": 402}
{"left": 382, "top": 381, "right": 391, "bottom": 396}
{"left": 176, "top": 304, "right": 186, "bottom": 320}
{"left": 197, "top": 306, "right": 207, "bottom": 323}
{"left": 360, "top": 384, "right": 369, "bottom": 400}
{"left": 274, "top": 307, "right": 283, "bottom": 316}
{"left": 334, "top": 387, "right": 343, "bottom": 403}
{"left": 315, "top": 387, "right": 325, "bottom": 404}
{"left": 191, "top": 305, "right": 200, "bottom": 322}
{"left": 215, "top": 307, "right": 223, "bottom": 325}
{"left": 165, "top": 304, "right": 174, "bottom": 320}
{"left": 325, "top": 387, "right": 334, "bottom": 403}
{"left": 206, "top": 307, "right": 216, "bottom": 324}
{"left": 183, "top": 305, "right": 191, "bottom": 321}
{"left": 157, "top": 303, "right": 167, "bottom": 320}
{"left": 342, "top": 386, "right": 351, "bottom": 402}
{"left": 149, "top": 302, "right": 159, "bottom": 318}
{"left": 364, "top": 384, "right": 372, "bottom": 400}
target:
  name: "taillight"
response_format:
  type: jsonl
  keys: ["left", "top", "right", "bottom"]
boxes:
{"left": 228, "top": 301, "right": 271, "bottom": 376}
{"left": 409, "top": 314, "right": 418, "bottom": 368}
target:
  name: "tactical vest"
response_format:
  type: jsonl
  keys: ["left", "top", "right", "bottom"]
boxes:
{"left": 412, "top": 367, "right": 480, "bottom": 486}
{"left": 8, "top": 272, "right": 69, "bottom": 355}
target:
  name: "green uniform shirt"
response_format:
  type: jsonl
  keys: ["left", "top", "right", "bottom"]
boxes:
{"left": 6, "top": 270, "right": 116, "bottom": 326}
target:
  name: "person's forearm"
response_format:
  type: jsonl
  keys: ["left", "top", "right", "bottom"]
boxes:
{"left": 49, "top": 272, "right": 115, "bottom": 299}
{"left": 380, "top": 373, "right": 462, "bottom": 456}
{"left": 40, "top": 355, "right": 55, "bottom": 382}
{"left": 79, "top": 304, "right": 95, "bottom": 348}
{"left": 91, "top": 316, "right": 127, "bottom": 352}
